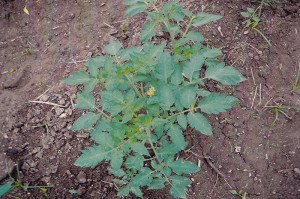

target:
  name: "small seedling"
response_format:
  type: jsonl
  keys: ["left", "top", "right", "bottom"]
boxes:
{"left": 264, "top": 105, "right": 300, "bottom": 126}
{"left": 0, "top": 163, "right": 53, "bottom": 197}
{"left": 241, "top": 7, "right": 271, "bottom": 46}
{"left": 229, "top": 189, "right": 250, "bottom": 199}
{"left": 22, "top": 48, "right": 31, "bottom": 55}
{"left": 251, "top": 0, "right": 280, "bottom": 6}
{"left": 291, "top": 63, "right": 300, "bottom": 93}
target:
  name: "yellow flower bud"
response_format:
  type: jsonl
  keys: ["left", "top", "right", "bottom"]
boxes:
{"left": 146, "top": 86, "right": 155, "bottom": 97}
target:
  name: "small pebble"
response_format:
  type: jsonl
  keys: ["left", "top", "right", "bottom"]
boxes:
{"left": 294, "top": 168, "right": 300, "bottom": 174}
{"left": 77, "top": 171, "right": 87, "bottom": 183}
{"left": 235, "top": 146, "right": 241, "bottom": 153}
{"left": 40, "top": 95, "right": 50, "bottom": 102}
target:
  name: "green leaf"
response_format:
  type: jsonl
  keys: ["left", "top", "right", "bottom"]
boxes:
{"left": 132, "top": 167, "right": 153, "bottom": 186}
{"left": 62, "top": 71, "right": 92, "bottom": 85}
{"left": 119, "top": 46, "right": 143, "bottom": 61}
{"left": 111, "top": 150, "right": 123, "bottom": 170}
{"left": 104, "top": 38, "right": 122, "bottom": 55}
{"left": 75, "top": 145, "right": 108, "bottom": 167}
{"left": 229, "top": 190, "right": 238, "bottom": 195}
{"left": 82, "top": 79, "right": 98, "bottom": 94}
{"left": 179, "top": 86, "right": 197, "bottom": 108}
{"left": 0, "top": 182, "right": 12, "bottom": 197}
{"left": 197, "top": 89, "right": 211, "bottom": 97}
{"left": 141, "top": 22, "right": 156, "bottom": 42}
{"left": 170, "top": 185, "right": 186, "bottom": 199}
{"left": 131, "top": 187, "right": 143, "bottom": 198}
{"left": 168, "top": 124, "right": 187, "bottom": 150}
{"left": 177, "top": 114, "right": 187, "bottom": 129}
{"left": 125, "top": 154, "right": 144, "bottom": 170}
{"left": 117, "top": 186, "right": 130, "bottom": 197}
{"left": 192, "top": 12, "right": 222, "bottom": 27}
{"left": 171, "top": 63, "right": 183, "bottom": 85}
{"left": 91, "top": 131, "right": 114, "bottom": 149}
{"left": 202, "top": 48, "right": 223, "bottom": 58}
{"left": 110, "top": 168, "right": 126, "bottom": 177}
{"left": 199, "top": 93, "right": 239, "bottom": 114}
{"left": 85, "top": 56, "right": 106, "bottom": 77}
{"left": 205, "top": 62, "right": 246, "bottom": 85}
{"left": 169, "top": 175, "right": 192, "bottom": 199}
{"left": 124, "top": 2, "right": 148, "bottom": 17}
{"left": 123, "top": 0, "right": 145, "bottom": 5}
{"left": 155, "top": 52, "right": 174, "bottom": 82}
{"left": 183, "top": 54, "right": 204, "bottom": 81}
{"left": 144, "top": 41, "right": 166, "bottom": 59}
{"left": 157, "top": 83, "right": 175, "bottom": 110}
{"left": 99, "top": 90, "right": 125, "bottom": 115}
{"left": 114, "top": 179, "right": 128, "bottom": 186}
{"left": 185, "top": 31, "right": 204, "bottom": 42}
{"left": 168, "top": 158, "right": 200, "bottom": 175}
{"left": 75, "top": 92, "right": 95, "bottom": 110}
{"left": 164, "top": 167, "right": 172, "bottom": 177}
{"left": 71, "top": 112, "right": 100, "bottom": 131}
{"left": 68, "top": 189, "right": 77, "bottom": 194}
{"left": 148, "top": 178, "right": 165, "bottom": 190}
{"left": 241, "top": 11, "right": 251, "bottom": 18}
{"left": 247, "top": 7, "right": 255, "bottom": 13}
{"left": 187, "top": 112, "right": 212, "bottom": 135}
{"left": 131, "top": 142, "right": 150, "bottom": 156}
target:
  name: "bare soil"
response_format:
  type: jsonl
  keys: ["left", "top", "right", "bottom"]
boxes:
{"left": 0, "top": 0, "right": 299, "bottom": 199}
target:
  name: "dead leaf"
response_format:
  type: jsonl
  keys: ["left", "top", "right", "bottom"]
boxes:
{"left": 9, "top": 68, "right": 15, "bottom": 73}
{"left": 23, "top": 7, "right": 30, "bottom": 15}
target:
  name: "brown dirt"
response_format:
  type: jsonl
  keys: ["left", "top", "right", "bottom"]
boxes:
{"left": 0, "top": 0, "right": 299, "bottom": 199}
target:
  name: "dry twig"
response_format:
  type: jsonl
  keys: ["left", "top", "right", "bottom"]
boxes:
{"left": 29, "top": 100, "right": 67, "bottom": 108}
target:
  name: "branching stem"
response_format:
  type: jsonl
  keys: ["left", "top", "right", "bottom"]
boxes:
{"left": 167, "top": 106, "right": 202, "bottom": 119}
{"left": 182, "top": 16, "right": 195, "bottom": 37}
{"left": 125, "top": 74, "right": 143, "bottom": 98}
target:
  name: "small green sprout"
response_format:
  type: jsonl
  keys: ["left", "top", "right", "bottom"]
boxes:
{"left": 229, "top": 189, "right": 250, "bottom": 199}
{"left": 264, "top": 105, "right": 300, "bottom": 126}
{"left": 241, "top": 7, "right": 271, "bottom": 46}
{"left": 291, "top": 63, "right": 300, "bottom": 93}
{"left": 0, "top": 163, "right": 53, "bottom": 197}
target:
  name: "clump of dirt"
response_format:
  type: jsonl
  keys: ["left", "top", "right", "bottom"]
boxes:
{"left": 0, "top": 0, "right": 300, "bottom": 199}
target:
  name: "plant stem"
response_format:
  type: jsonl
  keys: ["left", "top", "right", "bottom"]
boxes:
{"left": 125, "top": 74, "right": 143, "bottom": 98}
{"left": 252, "top": 27, "right": 271, "bottom": 46}
{"left": 140, "top": 82, "right": 145, "bottom": 97}
{"left": 26, "top": 185, "right": 54, "bottom": 189}
{"left": 95, "top": 107, "right": 112, "bottom": 120}
{"left": 145, "top": 128, "right": 172, "bottom": 185}
{"left": 167, "top": 106, "right": 202, "bottom": 119}
{"left": 182, "top": 16, "right": 195, "bottom": 37}
{"left": 151, "top": 2, "right": 175, "bottom": 41}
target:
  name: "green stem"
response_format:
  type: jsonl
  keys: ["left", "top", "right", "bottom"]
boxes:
{"left": 151, "top": 2, "right": 175, "bottom": 41}
{"left": 182, "top": 16, "right": 195, "bottom": 37}
{"left": 26, "top": 185, "right": 54, "bottom": 189}
{"left": 140, "top": 82, "right": 145, "bottom": 97}
{"left": 125, "top": 74, "right": 143, "bottom": 98}
{"left": 167, "top": 106, "right": 202, "bottom": 119}
{"left": 145, "top": 128, "right": 172, "bottom": 185}
{"left": 95, "top": 107, "right": 112, "bottom": 120}
{"left": 252, "top": 27, "right": 271, "bottom": 46}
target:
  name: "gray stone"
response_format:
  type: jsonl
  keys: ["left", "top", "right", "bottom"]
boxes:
{"left": 2, "top": 69, "right": 25, "bottom": 89}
